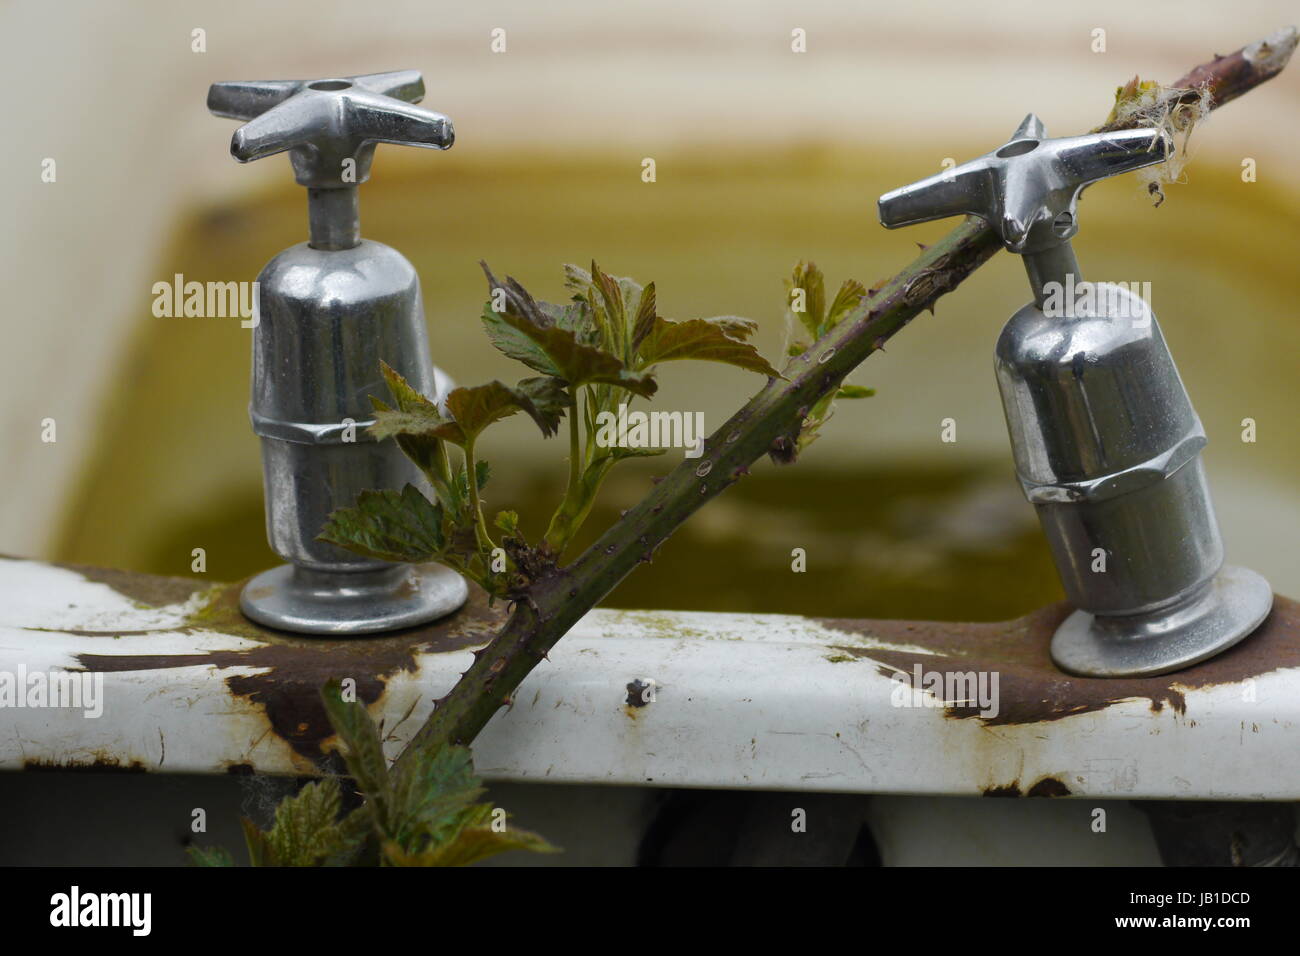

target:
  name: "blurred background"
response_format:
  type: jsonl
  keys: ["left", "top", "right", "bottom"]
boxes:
{"left": 3, "top": 0, "right": 1296, "bottom": 622}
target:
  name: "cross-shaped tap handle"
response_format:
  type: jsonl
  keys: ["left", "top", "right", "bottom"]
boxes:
{"left": 207, "top": 70, "right": 454, "bottom": 189}
{"left": 878, "top": 114, "right": 1171, "bottom": 255}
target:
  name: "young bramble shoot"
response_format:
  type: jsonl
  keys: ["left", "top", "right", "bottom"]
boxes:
{"left": 784, "top": 261, "right": 876, "bottom": 454}
{"left": 320, "top": 260, "right": 782, "bottom": 598}
{"left": 189, "top": 680, "right": 556, "bottom": 867}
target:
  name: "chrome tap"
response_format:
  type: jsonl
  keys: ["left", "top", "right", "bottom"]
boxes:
{"left": 208, "top": 71, "right": 468, "bottom": 634}
{"left": 878, "top": 114, "right": 1272, "bottom": 677}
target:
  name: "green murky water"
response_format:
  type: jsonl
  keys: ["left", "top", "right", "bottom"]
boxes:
{"left": 54, "top": 147, "right": 1297, "bottom": 620}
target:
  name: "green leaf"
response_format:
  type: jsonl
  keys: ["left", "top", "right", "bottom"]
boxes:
{"left": 494, "top": 510, "right": 520, "bottom": 535}
{"left": 379, "top": 361, "right": 436, "bottom": 414}
{"left": 481, "top": 301, "right": 562, "bottom": 376}
{"left": 320, "top": 680, "right": 391, "bottom": 829}
{"left": 591, "top": 261, "right": 628, "bottom": 356}
{"left": 826, "top": 278, "right": 868, "bottom": 330}
{"left": 835, "top": 385, "right": 876, "bottom": 399}
{"left": 635, "top": 316, "right": 781, "bottom": 378}
{"left": 398, "top": 804, "right": 559, "bottom": 867}
{"left": 630, "top": 282, "right": 657, "bottom": 353}
{"left": 494, "top": 316, "right": 656, "bottom": 397}
{"left": 374, "top": 362, "right": 447, "bottom": 482}
{"left": 387, "top": 745, "right": 484, "bottom": 848}
{"left": 374, "top": 379, "right": 566, "bottom": 446}
{"left": 482, "top": 262, "right": 657, "bottom": 397}
{"left": 566, "top": 262, "right": 645, "bottom": 324}
{"left": 264, "top": 778, "right": 346, "bottom": 867}
{"left": 186, "top": 844, "right": 235, "bottom": 867}
{"left": 241, "top": 817, "right": 270, "bottom": 867}
{"left": 698, "top": 315, "right": 758, "bottom": 340}
{"left": 453, "top": 460, "right": 491, "bottom": 502}
{"left": 370, "top": 403, "right": 459, "bottom": 443}
{"left": 318, "top": 484, "right": 446, "bottom": 564}
{"left": 787, "top": 261, "right": 826, "bottom": 338}
{"left": 445, "top": 382, "right": 552, "bottom": 442}
{"left": 513, "top": 376, "right": 570, "bottom": 436}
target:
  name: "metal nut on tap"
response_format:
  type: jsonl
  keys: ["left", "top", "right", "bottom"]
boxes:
{"left": 878, "top": 114, "right": 1272, "bottom": 677}
{"left": 208, "top": 71, "right": 468, "bottom": 635}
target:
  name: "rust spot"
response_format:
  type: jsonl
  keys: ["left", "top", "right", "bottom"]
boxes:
{"left": 1026, "top": 776, "right": 1072, "bottom": 797}
{"left": 983, "top": 783, "right": 1021, "bottom": 797}
{"left": 822, "top": 597, "right": 1298, "bottom": 727}
{"left": 626, "top": 678, "right": 654, "bottom": 708}
{"left": 72, "top": 576, "right": 506, "bottom": 764}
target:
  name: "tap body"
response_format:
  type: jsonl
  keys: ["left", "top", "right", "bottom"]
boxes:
{"left": 879, "top": 114, "right": 1272, "bottom": 676}
{"left": 209, "top": 71, "right": 467, "bottom": 634}
{"left": 252, "top": 240, "right": 435, "bottom": 573}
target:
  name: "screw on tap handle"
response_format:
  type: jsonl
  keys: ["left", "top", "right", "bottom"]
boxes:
{"left": 877, "top": 114, "right": 1171, "bottom": 255}
{"left": 206, "top": 70, "right": 454, "bottom": 189}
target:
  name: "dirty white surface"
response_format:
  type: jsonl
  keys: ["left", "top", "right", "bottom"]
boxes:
{"left": 1, "top": 557, "right": 1297, "bottom": 802}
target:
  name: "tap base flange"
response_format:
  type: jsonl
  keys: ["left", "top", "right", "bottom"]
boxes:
{"left": 1050, "top": 565, "right": 1273, "bottom": 678}
{"left": 240, "top": 563, "right": 469, "bottom": 635}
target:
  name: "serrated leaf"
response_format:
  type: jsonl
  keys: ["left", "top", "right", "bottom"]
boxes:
{"left": 186, "top": 844, "right": 235, "bottom": 867}
{"left": 264, "top": 778, "right": 345, "bottom": 867}
{"left": 445, "top": 382, "right": 533, "bottom": 443}
{"left": 370, "top": 403, "right": 460, "bottom": 443}
{"left": 566, "top": 262, "right": 644, "bottom": 324}
{"left": 513, "top": 376, "right": 570, "bottom": 435}
{"left": 826, "top": 279, "right": 868, "bottom": 330}
{"left": 379, "top": 361, "right": 437, "bottom": 414}
{"left": 241, "top": 817, "right": 270, "bottom": 867}
{"left": 540, "top": 299, "right": 598, "bottom": 345}
{"left": 631, "top": 282, "right": 657, "bottom": 352}
{"left": 494, "top": 317, "right": 656, "bottom": 397}
{"left": 320, "top": 680, "right": 391, "bottom": 829}
{"left": 375, "top": 362, "right": 446, "bottom": 480}
{"left": 591, "top": 261, "right": 628, "bottom": 354}
{"left": 787, "top": 261, "right": 826, "bottom": 338}
{"left": 494, "top": 510, "right": 520, "bottom": 535}
{"left": 699, "top": 315, "right": 758, "bottom": 340}
{"left": 409, "top": 805, "right": 559, "bottom": 867}
{"left": 387, "top": 745, "right": 484, "bottom": 848}
{"left": 635, "top": 316, "right": 781, "bottom": 377}
{"left": 481, "top": 302, "right": 563, "bottom": 376}
{"left": 318, "top": 484, "right": 446, "bottom": 564}
{"left": 479, "top": 267, "right": 657, "bottom": 397}
{"left": 375, "top": 379, "right": 565, "bottom": 446}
